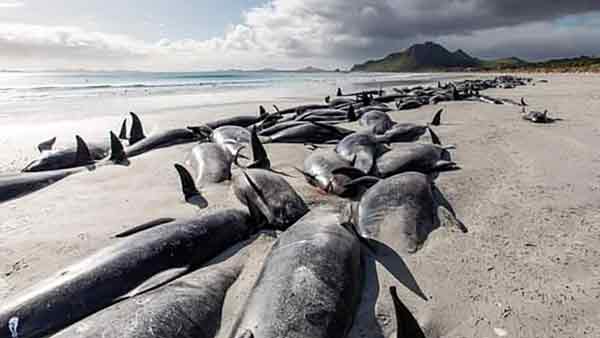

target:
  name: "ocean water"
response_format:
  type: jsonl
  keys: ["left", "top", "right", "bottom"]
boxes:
{"left": 0, "top": 70, "right": 447, "bottom": 103}
{"left": 0, "top": 70, "right": 462, "bottom": 125}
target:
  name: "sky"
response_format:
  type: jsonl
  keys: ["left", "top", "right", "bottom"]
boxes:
{"left": 1, "top": 0, "right": 600, "bottom": 71}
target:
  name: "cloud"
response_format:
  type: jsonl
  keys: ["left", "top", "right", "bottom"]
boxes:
{"left": 0, "top": 1, "right": 24, "bottom": 8}
{"left": 1, "top": 1, "right": 600, "bottom": 70}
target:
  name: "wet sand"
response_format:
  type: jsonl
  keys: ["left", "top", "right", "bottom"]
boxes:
{"left": 1, "top": 74, "right": 600, "bottom": 337}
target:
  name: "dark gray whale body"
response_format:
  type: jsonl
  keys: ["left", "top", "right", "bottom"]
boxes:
{"left": 335, "top": 131, "right": 388, "bottom": 174}
{"left": 0, "top": 209, "right": 255, "bottom": 338}
{"left": 3, "top": 132, "right": 127, "bottom": 203}
{"left": 211, "top": 125, "right": 251, "bottom": 156}
{"left": 124, "top": 128, "right": 199, "bottom": 157}
{"left": 263, "top": 122, "right": 353, "bottom": 144}
{"left": 359, "top": 110, "right": 395, "bottom": 134}
{"left": 50, "top": 243, "right": 247, "bottom": 338}
{"left": 23, "top": 136, "right": 107, "bottom": 172}
{"left": 186, "top": 143, "right": 233, "bottom": 186}
{"left": 352, "top": 172, "right": 464, "bottom": 254}
{"left": 300, "top": 150, "right": 363, "bottom": 196}
{"left": 0, "top": 169, "right": 77, "bottom": 203}
{"left": 374, "top": 143, "right": 457, "bottom": 178}
{"left": 229, "top": 208, "right": 362, "bottom": 338}
{"left": 232, "top": 169, "right": 308, "bottom": 230}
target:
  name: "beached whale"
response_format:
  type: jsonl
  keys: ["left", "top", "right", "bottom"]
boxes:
{"left": 359, "top": 110, "right": 396, "bottom": 134}
{"left": 232, "top": 169, "right": 308, "bottom": 230}
{"left": 50, "top": 239, "right": 252, "bottom": 338}
{"left": 262, "top": 121, "right": 353, "bottom": 144}
{"left": 122, "top": 113, "right": 201, "bottom": 158}
{"left": 0, "top": 209, "right": 256, "bottom": 338}
{"left": 335, "top": 131, "right": 389, "bottom": 174}
{"left": 23, "top": 135, "right": 109, "bottom": 172}
{"left": 229, "top": 208, "right": 362, "bottom": 338}
{"left": 521, "top": 108, "right": 558, "bottom": 123}
{"left": 204, "top": 105, "right": 268, "bottom": 129}
{"left": 379, "top": 109, "right": 443, "bottom": 143}
{"left": 373, "top": 130, "right": 458, "bottom": 178}
{"left": 209, "top": 125, "right": 251, "bottom": 157}
{"left": 3, "top": 133, "right": 126, "bottom": 203}
{"left": 297, "top": 149, "right": 364, "bottom": 197}
{"left": 347, "top": 172, "right": 466, "bottom": 254}
{"left": 185, "top": 143, "right": 234, "bottom": 186}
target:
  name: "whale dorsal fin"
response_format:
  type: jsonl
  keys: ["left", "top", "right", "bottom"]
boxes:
{"left": 428, "top": 128, "right": 441, "bottom": 146}
{"left": 430, "top": 109, "right": 443, "bottom": 126}
{"left": 174, "top": 164, "right": 201, "bottom": 202}
{"left": 337, "top": 88, "right": 343, "bottom": 96}
{"left": 37, "top": 137, "right": 56, "bottom": 152}
{"left": 75, "top": 135, "right": 93, "bottom": 165}
{"left": 118, "top": 118, "right": 128, "bottom": 140}
{"left": 114, "top": 218, "right": 176, "bottom": 238}
{"left": 109, "top": 131, "right": 128, "bottom": 164}
{"left": 347, "top": 105, "right": 357, "bottom": 121}
{"left": 259, "top": 105, "right": 267, "bottom": 118}
{"left": 247, "top": 127, "right": 270, "bottom": 170}
{"left": 129, "top": 112, "right": 145, "bottom": 145}
{"left": 390, "top": 286, "right": 426, "bottom": 338}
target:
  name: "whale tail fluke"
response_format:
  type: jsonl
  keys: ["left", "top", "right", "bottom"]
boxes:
{"left": 129, "top": 112, "right": 146, "bottom": 145}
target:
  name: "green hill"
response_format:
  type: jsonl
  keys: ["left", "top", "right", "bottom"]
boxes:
{"left": 351, "top": 42, "right": 481, "bottom": 72}
{"left": 350, "top": 41, "right": 600, "bottom": 73}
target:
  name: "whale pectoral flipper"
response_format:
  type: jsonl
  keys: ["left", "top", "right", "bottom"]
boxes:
{"left": 116, "top": 267, "right": 190, "bottom": 301}
{"left": 114, "top": 217, "right": 176, "bottom": 238}
{"left": 432, "top": 185, "right": 468, "bottom": 233}
{"left": 37, "top": 137, "right": 56, "bottom": 152}
{"left": 390, "top": 286, "right": 426, "bottom": 338}
{"left": 431, "top": 160, "right": 460, "bottom": 173}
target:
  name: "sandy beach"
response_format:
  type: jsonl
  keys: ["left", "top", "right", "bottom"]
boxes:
{"left": 1, "top": 73, "right": 599, "bottom": 337}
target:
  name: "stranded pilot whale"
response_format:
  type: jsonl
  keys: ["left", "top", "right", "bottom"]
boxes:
{"left": 50, "top": 238, "right": 258, "bottom": 338}
{"left": 2, "top": 132, "right": 127, "bottom": 203}
{"left": 0, "top": 209, "right": 257, "bottom": 338}
{"left": 346, "top": 172, "right": 467, "bottom": 254}
{"left": 229, "top": 208, "right": 362, "bottom": 338}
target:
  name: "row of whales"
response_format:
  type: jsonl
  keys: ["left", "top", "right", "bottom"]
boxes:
{"left": 1, "top": 76, "right": 535, "bottom": 338}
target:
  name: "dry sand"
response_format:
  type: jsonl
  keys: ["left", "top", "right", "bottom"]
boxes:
{"left": 1, "top": 74, "right": 600, "bottom": 337}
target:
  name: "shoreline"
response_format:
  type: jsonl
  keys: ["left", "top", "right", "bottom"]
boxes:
{"left": 1, "top": 74, "right": 599, "bottom": 337}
